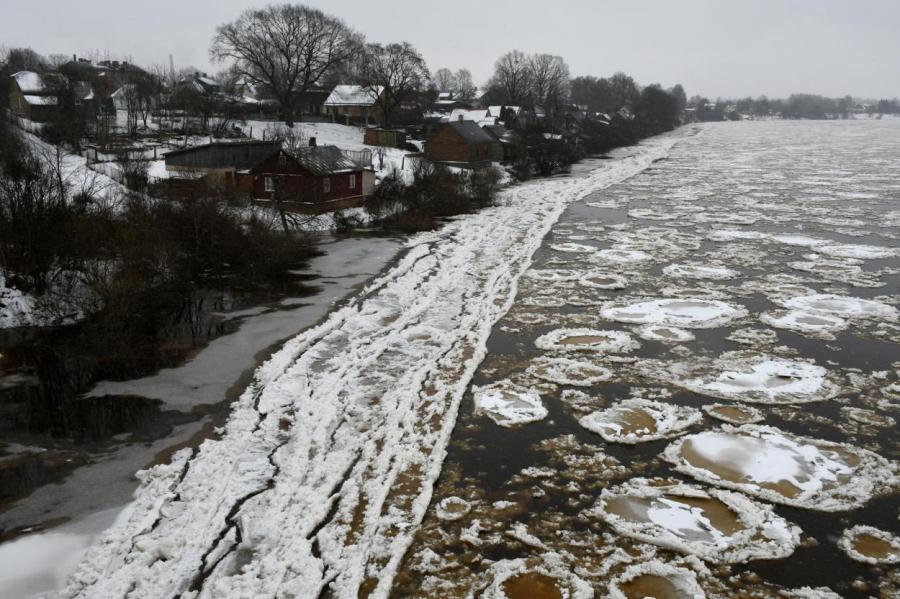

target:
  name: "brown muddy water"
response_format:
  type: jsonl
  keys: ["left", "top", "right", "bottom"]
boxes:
{"left": 0, "top": 232, "right": 403, "bottom": 597}
{"left": 393, "top": 121, "right": 900, "bottom": 598}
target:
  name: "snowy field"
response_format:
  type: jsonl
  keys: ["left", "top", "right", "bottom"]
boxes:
{"left": 53, "top": 130, "right": 683, "bottom": 598}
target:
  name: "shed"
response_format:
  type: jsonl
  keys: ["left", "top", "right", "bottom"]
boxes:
{"left": 424, "top": 120, "right": 502, "bottom": 166}
{"left": 363, "top": 128, "right": 407, "bottom": 148}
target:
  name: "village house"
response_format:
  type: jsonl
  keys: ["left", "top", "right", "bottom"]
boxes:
{"left": 8, "top": 71, "right": 62, "bottom": 122}
{"left": 424, "top": 120, "right": 502, "bottom": 166}
{"left": 163, "top": 140, "right": 372, "bottom": 213}
{"left": 324, "top": 85, "right": 384, "bottom": 126}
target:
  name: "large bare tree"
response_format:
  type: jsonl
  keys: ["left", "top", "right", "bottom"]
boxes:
{"left": 454, "top": 68, "right": 477, "bottom": 101}
{"left": 488, "top": 50, "right": 533, "bottom": 105}
{"left": 432, "top": 68, "right": 456, "bottom": 92}
{"left": 528, "top": 54, "right": 570, "bottom": 115}
{"left": 210, "top": 4, "right": 361, "bottom": 127}
{"left": 360, "top": 42, "right": 429, "bottom": 127}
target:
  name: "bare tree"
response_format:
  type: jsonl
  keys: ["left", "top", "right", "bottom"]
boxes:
{"left": 210, "top": 4, "right": 361, "bottom": 127}
{"left": 488, "top": 50, "right": 533, "bottom": 105}
{"left": 454, "top": 68, "right": 476, "bottom": 101}
{"left": 360, "top": 42, "right": 429, "bottom": 127}
{"left": 528, "top": 54, "right": 570, "bottom": 115}
{"left": 432, "top": 68, "right": 456, "bottom": 92}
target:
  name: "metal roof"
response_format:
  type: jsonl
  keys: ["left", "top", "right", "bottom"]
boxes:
{"left": 293, "top": 146, "right": 361, "bottom": 176}
{"left": 444, "top": 120, "right": 497, "bottom": 145}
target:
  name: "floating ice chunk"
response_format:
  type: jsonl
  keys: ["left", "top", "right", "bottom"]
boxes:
{"left": 473, "top": 381, "right": 548, "bottom": 427}
{"left": 607, "top": 560, "right": 706, "bottom": 599}
{"left": 771, "top": 234, "right": 828, "bottom": 248}
{"left": 781, "top": 293, "right": 898, "bottom": 321}
{"left": 535, "top": 328, "right": 639, "bottom": 353}
{"left": 578, "top": 271, "right": 628, "bottom": 290}
{"left": 524, "top": 269, "right": 583, "bottom": 282}
{"left": 759, "top": 310, "right": 847, "bottom": 339}
{"left": 435, "top": 497, "right": 471, "bottom": 521}
{"left": 480, "top": 554, "right": 593, "bottom": 599}
{"left": 681, "top": 355, "right": 836, "bottom": 404}
{"left": 838, "top": 525, "right": 900, "bottom": 565}
{"left": 593, "top": 478, "right": 800, "bottom": 563}
{"left": 527, "top": 356, "right": 613, "bottom": 386}
{"left": 702, "top": 403, "right": 764, "bottom": 425}
{"left": 816, "top": 243, "right": 898, "bottom": 260}
{"left": 601, "top": 298, "right": 747, "bottom": 329}
{"left": 550, "top": 242, "right": 597, "bottom": 254}
{"left": 628, "top": 208, "right": 676, "bottom": 220}
{"left": 842, "top": 406, "right": 895, "bottom": 427}
{"left": 663, "top": 263, "right": 739, "bottom": 280}
{"left": 579, "top": 399, "right": 701, "bottom": 444}
{"left": 708, "top": 229, "right": 769, "bottom": 242}
{"left": 663, "top": 424, "right": 899, "bottom": 510}
{"left": 594, "top": 248, "right": 653, "bottom": 264}
{"left": 637, "top": 324, "right": 695, "bottom": 343}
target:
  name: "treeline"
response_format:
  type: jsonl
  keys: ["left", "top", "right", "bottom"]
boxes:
{"left": 687, "top": 93, "right": 900, "bottom": 121}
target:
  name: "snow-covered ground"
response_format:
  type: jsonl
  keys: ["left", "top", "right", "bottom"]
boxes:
{"left": 56, "top": 132, "right": 683, "bottom": 599}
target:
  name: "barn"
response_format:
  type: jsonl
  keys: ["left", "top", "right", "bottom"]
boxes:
{"left": 424, "top": 120, "right": 502, "bottom": 166}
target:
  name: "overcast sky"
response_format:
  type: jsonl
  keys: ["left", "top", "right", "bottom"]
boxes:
{"left": 2, "top": 0, "right": 899, "bottom": 99}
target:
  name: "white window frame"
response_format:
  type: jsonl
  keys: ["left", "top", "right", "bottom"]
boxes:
{"left": 349, "top": 174, "right": 356, "bottom": 189}
{"left": 323, "top": 177, "right": 331, "bottom": 193}
{"left": 264, "top": 176, "right": 275, "bottom": 192}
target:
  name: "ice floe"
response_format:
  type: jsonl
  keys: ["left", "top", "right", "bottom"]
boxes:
{"left": 578, "top": 399, "right": 701, "bottom": 444}
{"left": 663, "top": 425, "right": 899, "bottom": 510}
{"left": 759, "top": 310, "right": 847, "bottom": 339}
{"left": 606, "top": 560, "right": 706, "bottom": 599}
{"left": 702, "top": 403, "right": 764, "bottom": 425}
{"left": 636, "top": 325, "right": 695, "bottom": 343}
{"left": 678, "top": 354, "right": 837, "bottom": 405}
{"left": 474, "top": 381, "right": 548, "bottom": 427}
{"left": 662, "top": 263, "right": 739, "bottom": 280}
{"left": 600, "top": 298, "right": 747, "bottom": 329}
{"left": 535, "top": 328, "right": 639, "bottom": 353}
{"left": 578, "top": 272, "right": 628, "bottom": 290}
{"left": 593, "top": 248, "right": 653, "bottom": 264}
{"left": 816, "top": 243, "right": 898, "bottom": 260}
{"left": 781, "top": 293, "right": 898, "bottom": 321}
{"left": 592, "top": 478, "right": 801, "bottom": 563}
{"left": 550, "top": 242, "right": 597, "bottom": 254}
{"left": 842, "top": 406, "right": 895, "bottom": 428}
{"left": 527, "top": 356, "right": 613, "bottom": 386}
{"left": 838, "top": 525, "right": 900, "bottom": 565}
{"left": 435, "top": 497, "right": 471, "bottom": 521}
{"left": 480, "top": 554, "right": 593, "bottom": 599}
{"left": 524, "top": 269, "right": 583, "bottom": 282}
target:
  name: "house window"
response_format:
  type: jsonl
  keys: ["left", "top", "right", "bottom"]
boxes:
{"left": 264, "top": 176, "right": 275, "bottom": 192}
{"left": 323, "top": 177, "right": 331, "bottom": 193}
{"left": 349, "top": 174, "right": 356, "bottom": 189}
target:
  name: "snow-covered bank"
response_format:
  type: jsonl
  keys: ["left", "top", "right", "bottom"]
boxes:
{"left": 58, "top": 131, "right": 686, "bottom": 599}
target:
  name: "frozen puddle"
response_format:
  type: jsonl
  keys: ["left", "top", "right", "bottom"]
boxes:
{"left": 527, "top": 356, "right": 613, "bottom": 387}
{"left": 664, "top": 425, "right": 898, "bottom": 510}
{"left": 535, "top": 328, "right": 638, "bottom": 353}
{"left": 702, "top": 403, "right": 764, "bottom": 425}
{"left": 481, "top": 555, "right": 593, "bottom": 599}
{"left": 838, "top": 526, "right": 900, "bottom": 565}
{"left": 607, "top": 561, "right": 705, "bottom": 599}
{"left": 601, "top": 298, "right": 747, "bottom": 329}
{"left": 579, "top": 399, "right": 701, "bottom": 443}
{"left": 781, "top": 293, "right": 898, "bottom": 321}
{"left": 760, "top": 310, "right": 847, "bottom": 339}
{"left": 474, "top": 381, "right": 548, "bottom": 427}
{"left": 677, "top": 353, "right": 837, "bottom": 404}
{"left": 662, "top": 263, "right": 739, "bottom": 280}
{"left": 593, "top": 478, "right": 800, "bottom": 563}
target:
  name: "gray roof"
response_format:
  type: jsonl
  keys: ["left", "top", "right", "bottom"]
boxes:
{"left": 164, "top": 141, "right": 281, "bottom": 170}
{"left": 445, "top": 120, "right": 497, "bottom": 145}
{"left": 294, "top": 145, "right": 361, "bottom": 176}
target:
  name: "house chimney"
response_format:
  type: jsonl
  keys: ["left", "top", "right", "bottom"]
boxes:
{"left": 309, "top": 137, "right": 317, "bottom": 147}
{"left": 458, "top": 114, "right": 464, "bottom": 122}
{"left": 73, "top": 54, "right": 77, "bottom": 62}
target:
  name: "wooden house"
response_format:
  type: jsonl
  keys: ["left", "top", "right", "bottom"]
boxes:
{"left": 324, "top": 85, "right": 384, "bottom": 126}
{"left": 424, "top": 120, "right": 502, "bottom": 166}
{"left": 8, "top": 71, "right": 61, "bottom": 122}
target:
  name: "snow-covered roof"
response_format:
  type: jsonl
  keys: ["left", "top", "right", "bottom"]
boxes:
{"left": 197, "top": 76, "right": 219, "bottom": 87}
{"left": 447, "top": 109, "right": 497, "bottom": 126}
{"left": 23, "top": 95, "right": 58, "bottom": 106}
{"left": 487, "top": 106, "right": 504, "bottom": 117}
{"left": 324, "top": 85, "right": 382, "bottom": 107}
{"left": 12, "top": 71, "right": 45, "bottom": 93}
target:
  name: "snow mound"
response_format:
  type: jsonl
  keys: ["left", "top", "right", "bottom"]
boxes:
{"left": 781, "top": 293, "right": 898, "bottom": 321}
{"left": 579, "top": 399, "right": 701, "bottom": 444}
{"left": 527, "top": 356, "right": 613, "bottom": 387}
{"left": 663, "top": 263, "right": 739, "bottom": 280}
{"left": 607, "top": 560, "right": 705, "bottom": 599}
{"left": 578, "top": 272, "right": 628, "bottom": 290}
{"left": 535, "top": 328, "right": 638, "bottom": 353}
{"left": 474, "top": 381, "right": 548, "bottom": 427}
{"left": 592, "top": 478, "right": 800, "bottom": 563}
{"left": 663, "top": 425, "right": 899, "bottom": 511}
{"left": 637, "top": 324, "right": 695, "bottom": 343}
{"left": 601, "top": 298, "right": 747, "bottom": 329}
{"left": 702, "top": 403, "right": 764, "bottom": 425}
{"left": 838, "top": 525, "right": 900, "bottom": 565}
{"left": 680, "top": 354, "right": 836, "bottom": 405}
{"left": 759, "top": 310, "right": 847, "bottom": 339}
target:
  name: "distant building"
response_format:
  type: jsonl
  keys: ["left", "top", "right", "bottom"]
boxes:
{"left": 8, "top": 71, "right": 62, "bottom": 122}
{"left": 424, "top": 120, "right": 502, "bottom": 166}
{"left": 446, "top": 109, "right": 497, "bottom": 127}
{"left": 324, "top": 85, "right": 383, "bottom": 125}
{"left": 363, "top": 127, "right": 407, "bottom": 148}
{"left": 163, "top": 140, "right": 370, "bottom": 213}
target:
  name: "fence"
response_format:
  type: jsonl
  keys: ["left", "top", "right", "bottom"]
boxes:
{"left": 341, "top": 148, "right": 373, "bottom": 168}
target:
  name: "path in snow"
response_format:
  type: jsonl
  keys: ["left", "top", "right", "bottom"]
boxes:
{"left": 58, "top": 133, "right": 684, "bottom": 599}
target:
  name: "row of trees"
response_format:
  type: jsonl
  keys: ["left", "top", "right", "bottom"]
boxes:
{"left": 688, "top": 94, "right": 900, "bottom": 121}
